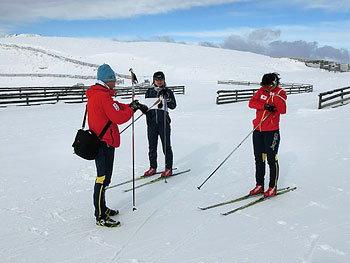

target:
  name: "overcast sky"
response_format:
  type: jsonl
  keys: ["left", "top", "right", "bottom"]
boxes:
{"left": 1, "top": 0, "right": 350, "bottom": 62}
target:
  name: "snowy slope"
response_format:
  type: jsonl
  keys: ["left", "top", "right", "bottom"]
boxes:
{"left": 0, "top": 35, "right": 349, "bottom": 263}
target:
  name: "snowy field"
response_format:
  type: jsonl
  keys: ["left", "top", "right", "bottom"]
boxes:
{"left": 0, "top": 35, "right": 349, "bottom": 263}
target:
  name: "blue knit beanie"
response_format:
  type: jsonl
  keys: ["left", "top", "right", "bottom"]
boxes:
{"left": 97, "top": 64, "right": 116, "bottom": 83}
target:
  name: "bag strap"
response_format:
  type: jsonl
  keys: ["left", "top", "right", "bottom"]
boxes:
{"left": 83, "top": 105, "right": 112, "bottom": 140}
{"left": 98, "top": 120, "right": 112, "bottom": 139}
{"left": 82, "top": 106, "right": 88, "bottom": 129}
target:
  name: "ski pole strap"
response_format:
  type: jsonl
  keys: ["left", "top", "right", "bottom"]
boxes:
{"left": 82, "top": 105, "right": 112, "bottom": 139}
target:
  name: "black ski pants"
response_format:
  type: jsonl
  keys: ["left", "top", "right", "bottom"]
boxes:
{"left": 253, "top": 129, "right": 280, "bottom": 189}
{"left": 147, "top": 121, "right": 173, "bottom": 170}
{"left": 93, "top": 141, "right": 115, "bottom": 218}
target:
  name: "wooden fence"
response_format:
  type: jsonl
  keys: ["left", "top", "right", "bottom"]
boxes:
{"left": 318, "top": 87, "right": 350, "bottom": 109}
{"left": 0, "top": 85, "right": 185, "bottom": 107}
{"left": 216, "top": 81, "right": 313, "bottom": 105}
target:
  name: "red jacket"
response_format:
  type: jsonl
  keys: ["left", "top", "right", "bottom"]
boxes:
{"left": 249, "top": 85, "right": 287, "bottom": 131}
{"left": 86, "top": 84, "right": 133, "bottom": 148}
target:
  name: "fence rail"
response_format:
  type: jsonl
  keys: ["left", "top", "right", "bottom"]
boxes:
{"left": 0, "top": 85, "right": 185, "bottom": 107}
{"left": 216, "top": 81, "right": 313, "bottom": 105}
{"left": 318, "top": 86, "right": 350, "bottom": 109}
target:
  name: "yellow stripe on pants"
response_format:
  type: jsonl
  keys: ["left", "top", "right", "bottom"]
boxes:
{"left": 273, "top": 154, "right": 279, "bottom": 188}
{"left": 96, "top": 175, "right": 106, "bottom": 217}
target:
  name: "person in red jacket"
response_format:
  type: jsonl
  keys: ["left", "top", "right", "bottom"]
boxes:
{"left": 86, "top": 64, "right": 147, "bottom": 227}
{"left": 248, "top": 73, "right": 287, "bottom": 197}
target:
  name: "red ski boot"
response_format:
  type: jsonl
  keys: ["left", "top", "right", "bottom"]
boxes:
{"left": 264, "top": 187, "right": 276, "bottom": 197}
{"left": 250, "top": 185, "right": 264, "bottom": 195}
{"left": 144, "top": 168, "right": 156, "bottom": 177}
{"left": 161, "top": 168, "right": 172, "bottom": 177}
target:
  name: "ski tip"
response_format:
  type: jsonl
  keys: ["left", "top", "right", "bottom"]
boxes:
{"left": 132, "top": 207, "right": 137, "bottom": 211}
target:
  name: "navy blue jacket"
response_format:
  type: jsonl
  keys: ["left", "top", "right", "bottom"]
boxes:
{"left": 145, "top": 85, "right": 177, "bottom": 125}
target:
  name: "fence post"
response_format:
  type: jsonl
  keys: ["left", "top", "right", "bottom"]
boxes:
{"left": 318, "top": 94, "right": 322, "bottom": 109}
{"left": 341, "top": 88, "right": 344, "bottom": 105}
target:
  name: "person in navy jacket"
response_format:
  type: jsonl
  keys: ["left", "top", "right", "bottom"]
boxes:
{"left": 143, "top": 71, "right": 177, "bottom": 177}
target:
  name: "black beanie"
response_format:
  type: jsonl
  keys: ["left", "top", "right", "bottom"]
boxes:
{"left": 153, "top": 71, "right": 165, "bottom": 81}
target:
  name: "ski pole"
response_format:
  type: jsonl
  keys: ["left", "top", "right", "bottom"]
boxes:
{"left": 197, "top": 112, "right": 271, "bottom": 190}
{"left": 129, "top": 68, "right": 137, "bottom": 211}
{"left": 163, "top": 95, "right": 168, "bottom": 183}
{"left": 119, "top": 98, "right": 160, "bottom": 135}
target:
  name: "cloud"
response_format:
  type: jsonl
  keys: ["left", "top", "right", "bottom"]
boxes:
{"left": 222, "top": 29, "right": 280, "bottom": 55}
{"left": 0, "top": 0, "right": 245, "bottom": 21}
{"left": 154, "top": 35, "right": 176, "bottom": 43}
{"left": 247, "top": 29, "right": 281, "bottom": 42}
{"left": 219, "top": 29, "right": 350, "bottom": 63}
{"left": 290, "top": 0, "right": 350, "bottom": 11}
{"left": 199, "top": 42, "right": 220, "bottom": 48}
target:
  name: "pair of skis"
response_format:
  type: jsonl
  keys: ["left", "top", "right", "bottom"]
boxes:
{"left": 124, "top": 169, "right": 191, "bottom": 192}
{"left": 106, "top": 168, "right": 191, "bottom": 192}
{"left": 106, "top": 168, "right": 178, "bottom": 190}
{"left": 199, "top": 186, "right": 297, "bottom": 216}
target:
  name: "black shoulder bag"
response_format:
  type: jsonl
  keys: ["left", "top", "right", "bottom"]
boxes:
{"left": 72, "top": 106, "right": 112, "bottom": 160}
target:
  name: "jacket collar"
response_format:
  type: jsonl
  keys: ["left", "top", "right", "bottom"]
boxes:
{"left": 89, "top": 81, "right": 115, "bottom": 96}
{"left": 96, "top": 80, "right": 110, "bottom": 89}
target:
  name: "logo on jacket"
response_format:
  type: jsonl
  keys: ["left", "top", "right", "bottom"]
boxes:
{"left": 113, "top": 103, "right": 120, "bottom": 111}
{"left": 260, "top": 95, "right": 267, "bottom": 100}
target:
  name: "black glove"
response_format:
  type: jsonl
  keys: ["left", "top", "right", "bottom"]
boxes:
{"left": 264, "top": 104, "right": 276, "bottom": 112}
{"left": 158, "top": 101, "right": 163, "bottom": 109}
{"left": 129, "top": 100, "right": 139, "bottom": 112}
{"left": 129, "top": 100, "right": 149, "bottom": 113}
{"left": 138, "top": 102, "right": 149, "bottom": 114}
{"left": 159, "top": 89, "right": 170, "bottom": 99}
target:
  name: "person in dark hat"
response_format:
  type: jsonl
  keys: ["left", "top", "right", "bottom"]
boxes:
{"left": 143, "top": 71, "right": 177, "bottom": 177}
{"left": 248, "top": 72, "right": 287, "bottom": 197}
{"left": 86, "top": 64, "right": 147, "bottom": 227}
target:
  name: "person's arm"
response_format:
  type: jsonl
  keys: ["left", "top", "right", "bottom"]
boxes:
{"left": 166, "top": 89, "right": 177, "bottom": 110}
{"left": 272, "top": 89, "right": 287, "bottom": 114}
{"left": 249, "top": 89, "right": 264, "bottom": 110}
{"left": 103, "top": 96, "right": 134, "bottom": 125}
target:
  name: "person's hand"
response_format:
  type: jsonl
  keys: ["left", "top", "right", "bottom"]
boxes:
{"left": 129, "top": 100, "right": 149, "bottom": 113}
{"left": 129, "top": 100, "right": 139, "bottom": 112}
{"left": 159, "top": 89, "right": 170, "bottom": 99}
{"left": 264, "top": 104, "right": 276, "bottom": 112}
{"left": 138, "top": 102, "right": 149, "bottom": 114}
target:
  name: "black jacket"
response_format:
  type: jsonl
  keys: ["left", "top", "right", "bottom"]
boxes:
{"left": 145, "top": 84, "right": 177, "bottom": 125}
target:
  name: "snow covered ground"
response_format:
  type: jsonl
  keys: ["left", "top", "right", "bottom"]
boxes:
{"left": 0, "top": 35, "right": 349, "bottom": 263}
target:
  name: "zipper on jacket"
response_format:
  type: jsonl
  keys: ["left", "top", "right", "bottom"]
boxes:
{"left": 156, "top": 89, "right": 159, "bottom": 125}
